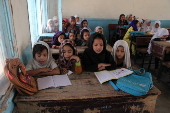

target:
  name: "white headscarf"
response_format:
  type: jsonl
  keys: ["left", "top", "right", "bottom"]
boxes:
{"left": 137, "top": 19, "right": 143, "bottom": 31}
{"left": 112, "top": 40, "right": 131, "bottom": 68}
{"left": 142, "top": 19, "right": 152, "bottom": 32}
{"left": 45, "top": 19, "right": 55, "bottom": 33}
{"left": 74, "top": 14, "right": 81, "bottom": 25}
{"left": 53, "top": 16, "right": 58, "bottom": 26}
{"left": 151, "top": 20, "right": 161, "bottom": 33}
{"left": 147, "top": 28, "right": 169, "bottom": 54}
{"left": 94, "top": 26, "right": 104, "bottom": 34}
{"left": 126, "top": 14, "right": 132, "bottom": 24}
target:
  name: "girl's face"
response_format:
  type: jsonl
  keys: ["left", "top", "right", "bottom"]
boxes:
{"left": 62, "top": 21, "right": 65, "bottom": 27}
{"left": 63, "top": 45, "right": 73, "bottom": 60}
{"left": 97, "top": 28, "right": 103, "bottom": 34}
{"left": 155, "top": 23, "right": 159, "bottom": 28}
{"left": 147, "top": 21, "right": 151, "bottom": 26}
{"left": 161, "top": 35, "right": 168, "bottom": 39}
{"left": 58, "top": 35, "right": 65, "bottom": 43}
{"left": 48, "top": 21, "right": 54, "bottom": 27}
{"left": 93, "top": 38, "right": 103, "bottom": 54}
{"left": 35, "top": 49, "right": 48, "bottom": 64}
{"left": 54, "top": 20, "right": 58, "bottom": 23}
{"left": 70, "top": 19, "right": 76, "bottom": 25}
{"left": 116, "top": 46, "right": 125, "bottom": 59}
{"left": 128, "top": 15, "right": 133, "bottom": 21}
{"left": 121, "top": 16, "right": 125, "bottom": 21}
{"left": 69, "top": 33, "right": 76, "bottom": 41}
{"left": 83, "top": 32, "right": 90, "bottom": 41}
{"left": 83, "top": 21, "right": 88, "bottom": 27}
{"left": 75, "top": 17, "right": 79, "bottom": 22}
{"left": 136, "top": 22, "right": 140, "bottom": 27}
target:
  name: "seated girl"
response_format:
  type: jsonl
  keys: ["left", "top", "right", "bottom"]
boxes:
{"left": 80, "top": 28, "right": 90, "bottom": 46}
{"left": 74, "top": 14, "right": 81, "bottom": 25}
{"left": 112, "top": 40, "right": 131, "bottom": 68}
{"left": 137, "top": 19, "right": 144, "bottom": 31}
{"left": 151, "top": 20, "right": 161, "bottom": 33}
{"left": 51, "top": 31, "right": 66, "bottom": 49}
{"left": 44, "top": 19, "right": 58, "bottom": 33}
{"left": 83, "top": 32, "right": 117, "bottom": 72}
{"left": 118, "top": 14, "right": 128, "bottom": 26}
{"left": 53, "top": 16, "right": 58, "bottom": 27}
{"left": 80, "top": 19, "right": 91, "bottom": 31}
{"left": 94, "top": 26, "right": 104, "bottom": 34}
{"left": 141, "top": 19, "right": 152, "bottom": 32}
{"left": 26, "top": 41, "right": 66, "bottom": 76}
{"left": 68, "top": 29, "right": 82, "bottom": 46}
{"left": 66, "top": 16, "right": 80, "bottom": 34}
{"left": 123, "top": 20, "right": 140, "bottom": 55}
{"left": 62, "top": 18, "right": 69, "bottom": 33}
{"left": 58, "top": 39, "right": 82, "bottom": 74}
{"left": 147, "top": 28, "right": 169, "bottom": 69}
{"left": 126, "top": 14, "right": 133, "bottom": 25}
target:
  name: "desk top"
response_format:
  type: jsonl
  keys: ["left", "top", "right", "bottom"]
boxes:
{"left": 152, "top": 41, "right": 170, "bottom": 48}
{"left": 14, "top": 72, "right": 161, "bottom": 102}
{"left": 51, "top": 44, "right": 113, "bottom": 54}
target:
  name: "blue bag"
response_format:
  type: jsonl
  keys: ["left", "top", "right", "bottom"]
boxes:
{"left": 130, "top": 31, "right": 145, "bottom": 36}
{"left": 116, "top": 68, "right": 153, "bottom": 96}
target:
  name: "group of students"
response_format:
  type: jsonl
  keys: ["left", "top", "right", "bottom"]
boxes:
{"left": 119, "top": 14, "right": 170, "bottom": 55}
{"left": 26, "top": 32, "right": 132, "bottom": 76}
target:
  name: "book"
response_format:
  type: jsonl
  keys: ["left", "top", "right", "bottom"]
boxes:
{"left": 37, "top": 71, "right": 73, "bottom": 90}
{"left": 94, "top": 68, "right": 133, "bottom": 84}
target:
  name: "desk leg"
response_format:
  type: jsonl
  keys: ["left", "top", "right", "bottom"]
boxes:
{"left": 157, "top": 60, "right": 163, "bottom": 80}
{"left": 147, "top": 55, "right": 153, "bottom": 71}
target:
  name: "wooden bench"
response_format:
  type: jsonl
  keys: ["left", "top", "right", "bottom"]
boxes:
{"left": 14, "top": 72, "right": 161, "bottom": 113}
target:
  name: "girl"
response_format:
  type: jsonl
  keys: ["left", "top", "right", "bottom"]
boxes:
{"left": 68, "top": 29, "right": 82, "bottom": 46}
{"left": 112, "top": 40, "right": 131, "bottom": 68}
{"left": 53, "top": 16, "right": 58, "bottom": 27}
{"left": 118, "top": 14, "right": 128, "bottom": 26}
{"left": 74, "top": 14, "right": 81, "bottom": 25}
{"left": 80, "top": 28, "right": 90, "bottom": 46}
{"left": 80, "top": 19, "right": 91, "bottom": 31}
{"left": 123, "top": 20, "right": 140, "bottom": 55}
{"left": 66, "top": 16, "right": 80, "bottom": 34}
{"left": 137, "top": 19, "right": 144, "bottom": 31}
{"left": 151, "top": 20, "right": 161, "bottom": 33}
{"left": 94, "top": 26, "right": 104, "bottom": 34}
{"left": 26, "top": 41, "right": 66, "bottom": 76}
{"left": 62, "top": 18, "right": 69, "bottom": 33}
{"left": 58, "top": 39, "right": 82, "bottom": 74}
{"left": 51, "top": 31, "right": 66, "bottom": 49}
{"left": 83, "top": 32, "right": 117, "bottom": 72}
{"left": 141, "top": 19, "right": 152, "bottom": 32}
{"left": 44, "top": 19, "right": 58, "bottom": 33}
{"left": 126, "top": 14, "right": 133, "bottom": 24}
{"left": 147, "top": 28, "right": 169, "bottom": 69}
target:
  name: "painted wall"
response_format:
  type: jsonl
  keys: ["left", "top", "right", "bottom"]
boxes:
{"left": 10, "top": 0, "right": 32, "bottom": 64}
{"left": 62, "top": 0, "right": 170, "bottom": 20}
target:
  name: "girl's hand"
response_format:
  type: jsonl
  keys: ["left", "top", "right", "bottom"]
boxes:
{"left": 98, "top": 66, "right": 105, "bottom": 71}
{"left": 60, "top": 68, "right": 68, "bottom": 74}
{"left": 69, "top": 55, "right": 80, "bottom": 62}
{"left": 40, "top": 68, "right": 52, "bottom": 73}
{"left": 98, "top": 63, "right": 111, "bottom": 68}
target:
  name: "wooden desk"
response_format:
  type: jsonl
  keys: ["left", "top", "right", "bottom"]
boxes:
{"left": 14, "top": 72, "right": 161, "bottom": 113}
{"left": 151, "top": 41, "right": 170, "bottom": 60}
{"left": 51, "top": 44, "right": 113, "bottom": 54}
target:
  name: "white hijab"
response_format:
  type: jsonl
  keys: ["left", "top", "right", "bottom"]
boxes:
{"left": 74, "top": 14, "right": 81, "bottom": 24}
{"left": 53, "top": 16, "right": 58, "bottom": 26}
{"left": 151, "top": 20, "right": 161, "bottom": 33}
{"left": 94, "top": 26, "right": 104, "bottom": 34}
{"left": 147, "top": 28, "right": 169, "bottom": 54}
{"left": 142, "top": 19, "right": 152, "bottom": 32}
{"left": 112, "top": 40, "right": 131, "bottom": 68}
{"left": 126, "top": 14, "right": 132, "bottom": 24}
{"left": 32, "top": 41, "right": 54, "bottom": 69}
{"left": 45, "top": 19, "right": 55, "bottom": 33}
{"left": 137, "top": 19, "right": 143, "bottom": 31}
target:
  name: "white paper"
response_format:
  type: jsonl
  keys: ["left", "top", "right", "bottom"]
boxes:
{"left": 166, "top": 40, "right": 170, "bottom": 43}
{"left": 52, "top": 74, "right": 72, "bottom": 87}
{"left": 37, "top": 76, "right": 54, "bottom": 90}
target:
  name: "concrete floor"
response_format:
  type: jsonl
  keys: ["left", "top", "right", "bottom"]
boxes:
{"left": 133, "top": 55, "right": 170, "bottom": 113}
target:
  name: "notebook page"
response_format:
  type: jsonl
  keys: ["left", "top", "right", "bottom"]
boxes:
{"left": 109, "top": 68, "right": 133, "bottom": 79}
{"left": 94, "top": 71, "right": 113, "bottom": 84}
{"left": 37, "top": 76, "right": 54, "bottom": 90}
{"left": 52, "top": 74, "right": 72, "bottom": 87}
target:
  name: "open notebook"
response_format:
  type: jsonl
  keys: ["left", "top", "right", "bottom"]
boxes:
{"left": 94, "top": 68, "right": 133, "bottom": 84}
{"left": 37, "top": 71, "right": 73, "bottom": 90}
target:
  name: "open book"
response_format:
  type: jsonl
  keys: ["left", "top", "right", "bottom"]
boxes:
{"left": 37, "top": 71, "right": 73, "bottom": 90}
{"left": 94, "top": 68, "right": 133, "bottom": 84}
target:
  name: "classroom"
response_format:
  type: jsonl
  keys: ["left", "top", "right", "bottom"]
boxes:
{"left": 0, "top": 0, "right": 170, "bottom": 113}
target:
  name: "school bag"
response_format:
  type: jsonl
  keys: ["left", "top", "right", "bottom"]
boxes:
{"left": 109, "top": 68, "right": 153, "bottom": 96}
{"left": 4, "top": 58, "right": 38, "bottom": 95}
